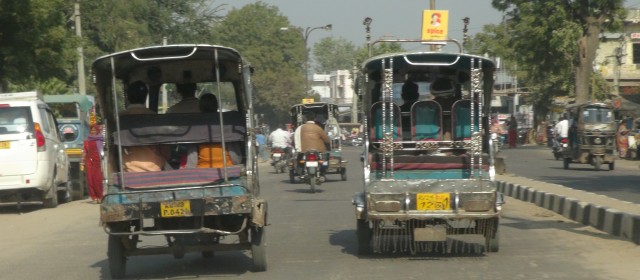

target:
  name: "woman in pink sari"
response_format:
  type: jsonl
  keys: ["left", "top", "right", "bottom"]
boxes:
{"left": 83, "top": 124, "right": 104, "bottom": 202}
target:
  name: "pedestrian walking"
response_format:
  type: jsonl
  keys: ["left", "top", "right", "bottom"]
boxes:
{"left": 83, "top": 124, "right": 104, "bottom": 202}
{"left": 256, "top": 130, "right": 268, "bottom": 162}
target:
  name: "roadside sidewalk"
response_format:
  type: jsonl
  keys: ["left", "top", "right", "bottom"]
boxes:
{"left": 496, "top": 170, "right": 640, "bottom": 245}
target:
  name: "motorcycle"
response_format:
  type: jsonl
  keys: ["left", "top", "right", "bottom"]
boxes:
{"left": 270, "top": 147, "right": 289, "bottom": 173}
{"left": 350, "top": 136, "right": 364, "bottom": 146}
{"left": 299, "top": 150, "right": 326, "bottom": 193}
{"left": 552, "top": 137, "right": 568, "bottom": 160}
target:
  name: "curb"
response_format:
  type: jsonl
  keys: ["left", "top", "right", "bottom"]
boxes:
{"left": 497, "top": 180, "right": 640, "bottom": 245}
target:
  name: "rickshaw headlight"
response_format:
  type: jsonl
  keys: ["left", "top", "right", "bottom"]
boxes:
{"left": 593, "top": 137, "right": 602, "bottom": 144}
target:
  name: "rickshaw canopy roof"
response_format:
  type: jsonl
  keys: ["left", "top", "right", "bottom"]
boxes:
{"left": 43, "top": 94, "right": 95, "bottom": 112}
{"left": 362, "top": 51, "right": 495, "bottom": 82}
{"left": 91, "top": 44, "right": 247, "bottom": 87}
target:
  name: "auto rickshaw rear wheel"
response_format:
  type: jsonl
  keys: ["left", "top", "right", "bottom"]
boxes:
{"left": 251, "top": 226, "right": 267, "bottom": 271}
{"left": 340, "top": 168, "right": 347, "bottom": 181}
{"left": 356, "top": 219, "right": 372, "bottom": 255}
{"left": 108, "top": 235, "right": 127, "bottom": 279}
{"left": 609, "top": 161, "right": 615, "bottom": 170}
{"left": 289, "top": 170, "right": 295, "bottom": 184}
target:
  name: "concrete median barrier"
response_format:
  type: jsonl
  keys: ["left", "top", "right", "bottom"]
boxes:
{"left": 497, "top": 175, "right": 640, "bottom": 245}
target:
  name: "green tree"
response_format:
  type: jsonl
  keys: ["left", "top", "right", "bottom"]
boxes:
{"left": 0, "top": 0, "right": 78, "bottom": 93}
{"left": 490, "top": 0, "right": 626, "bottom": 104}
{"left": 313, "top": 37, "right": 358, "bottom": 73}
{"left": 211, "top": 2, "right": 308, "bottom": 126}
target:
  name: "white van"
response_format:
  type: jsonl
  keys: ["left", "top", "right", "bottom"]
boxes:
{"left": 0, "top": 91, "right": 70, "bottom": 208}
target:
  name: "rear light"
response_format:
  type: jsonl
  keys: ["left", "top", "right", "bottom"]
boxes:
{"left": 0, "top": 104, "right": 9, "bottom": 108}
{"left": 306, "top": 153, "right": 318, "bottom": 161}
{"left": 561, "top": 138, "right": 568, "bottom": 144}
{"left": 34, "top": 122, "right": 46, "bottom": 151}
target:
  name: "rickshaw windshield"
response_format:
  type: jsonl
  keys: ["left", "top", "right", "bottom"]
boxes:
{"left": 582, "top": 107, "right": 613, "bottom": 124}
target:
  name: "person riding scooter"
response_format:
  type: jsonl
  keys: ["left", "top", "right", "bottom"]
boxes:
{"left": 553, "top": 116, "right": 570, "bottom": 154}
{"left": 293, "top": 112, "right": 331, "bottom": 176}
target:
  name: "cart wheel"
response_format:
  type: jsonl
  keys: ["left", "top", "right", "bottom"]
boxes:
{"left": 340, "top": 168, "right": 347, "bottom": 181}
{"left": 594, "top": 156, "right": 602, "bottom": 171}
{"left": 356, "top": 219, "right": 372, "bottom": 255}
{"left": 251, "top": 227, "right": 267, "bottom": 271}
{"left": 563, "top": 158, "right": 570, "bottom": 170}
{"left": 202, "top": 251, "right": 214, "bottom": 258}
{"left": 309, "top": 177, "right": 316, "bottom": 193}
{"left": 609, "top": 161, "right": 615, "bottom": 170}
{"left": 42, "top": 177, "right": 58, "bottom": 208}
{"left": 108, "top": 235, "right": 127, "bottom": 279}
{"left": 289, "top": 170, "right": 295, "bottom": 184}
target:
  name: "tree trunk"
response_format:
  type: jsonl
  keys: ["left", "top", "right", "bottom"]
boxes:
{"left": 574, "top": 17, "right": 603, "bottom": 105}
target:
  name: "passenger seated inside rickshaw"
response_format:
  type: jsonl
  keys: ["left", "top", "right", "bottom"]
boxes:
{"left": 370, "top": 101, "right": 402, "bottom": 143}
{"left": 113, "top": 110, "right": 246, "bottom": 189}
{"left": 431, "top": 77, "right": 461, "bottom": 141}
{"left": 196, "top": 93, "right": 239, "bottom": 168}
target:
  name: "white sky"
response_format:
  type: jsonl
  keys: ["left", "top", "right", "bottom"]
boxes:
{"left": 219, "top": 0, "right": 640, "bottom": 50}
{"left": 219, "top": 0, "right": 502, "bottom": 49}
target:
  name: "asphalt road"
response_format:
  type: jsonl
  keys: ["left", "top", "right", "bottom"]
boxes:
{"left": 0, "top": 146, "right": 639, "bottom": 279}
{"left": 498, "top": 144, "right": 640, "bottom": 204}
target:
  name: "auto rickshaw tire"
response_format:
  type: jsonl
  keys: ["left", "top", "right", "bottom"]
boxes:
{"left": 108, "top": 235, "right": 127, "bottom": 279}
{"left": 289, "top": 170, "right": 295, "bottom": 184}
{"left": 609, "top": 161, "right": 615, "bottom": 171}
{"left": 251, "top": 226, "right": 267, "bottom": 272}
{"left": 594, "top": 156, "right": 602, "bottom": 171}
{"left": 72, "top": 175, "right": 86, "bottom": 200}
{"left": 563, "top": 158, "right": 570, "bottom": 170}
{"left": 340, "top": 168, "right": 347, "bottom": 181}
{"left": 42, "top": 176, "right": 58, "bottom": 208}
{"left": 484, "top": 223, "right": 500, "bottom": 253}
{"left": 356, "top": 219, "right": 372, "bottom": 255}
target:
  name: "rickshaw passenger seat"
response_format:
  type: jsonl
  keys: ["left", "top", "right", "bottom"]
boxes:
{"left": 452, "top": 99, "right": 475, "bottom": 140}
{"left": 370, "top": 101, "right": 402, "bottom": 142}
{"left": 411, "top": 100, "right": 442, "bottom": 141}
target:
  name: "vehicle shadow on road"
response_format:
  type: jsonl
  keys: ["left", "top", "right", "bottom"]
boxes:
{"left": 0, "top": 203, "right": 44, "bottom": 214}
{"left": 93, "top": 251, "right": 254, "bottom": 279}
{"left": 329, "top": 229, "right": 490, "bottom": 259}
{"left": 500, "top": 214, "right": 619, "bottom": 241}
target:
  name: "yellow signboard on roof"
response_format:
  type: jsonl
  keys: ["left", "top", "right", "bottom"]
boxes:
{"left": 302, "top": 98, "right": 315, "bottom": 104}
{"left": 422, "top": 10, "right": 449, "bottom": 41}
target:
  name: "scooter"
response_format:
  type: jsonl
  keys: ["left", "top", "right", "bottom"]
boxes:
{"left": 300, "top": 150, "right": 326, "bottom": 193}
{"left": 552, "top": 137, "right": 568, "bottom": 160}
{"left": 270, "top": 147, "right": 289, "bottom": 173}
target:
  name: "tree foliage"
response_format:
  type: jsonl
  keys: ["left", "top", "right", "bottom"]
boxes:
{"left": 211, "top": 2, "right": 308, "bottom": 126}
{"left": 0, "top": 0, "right": 78, "bottom": 93}
{"left": 481, "top": 0, "right": 626, "bottom": 109}
{"left": 313, "top": 37, "right": 358, "bottom": 73}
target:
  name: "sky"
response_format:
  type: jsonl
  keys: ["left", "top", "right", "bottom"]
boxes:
{"left": 219, "top": 0, "right": 640, "bottom": 51}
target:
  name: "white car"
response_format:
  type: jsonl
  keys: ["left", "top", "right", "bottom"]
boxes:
{"left": 0, "top": 91, "right": 70, "bottom": 208}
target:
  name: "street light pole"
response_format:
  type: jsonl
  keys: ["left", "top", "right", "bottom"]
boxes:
{"left": 74, "top": 0, "right": 86, "bottom": 95}
{"left": 302, "top": 24, "right": 332, "bottom": 91}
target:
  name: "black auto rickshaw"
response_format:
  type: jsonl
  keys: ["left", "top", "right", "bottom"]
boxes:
{"left": 562, "top": 102, "right": 616, "bottom": 170}
{"left": 288, "top": 102, "right": 348, "bottom": 187}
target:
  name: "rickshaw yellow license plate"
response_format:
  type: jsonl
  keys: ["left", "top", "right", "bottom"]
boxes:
{"left": 0, "top": 141, "right": 9, "bottom": 149}
{"left": 416, "top": 193, "right": 450, "bottom": 210}
{"left": 160, "top": 200, "right": 191, "bottom": 217}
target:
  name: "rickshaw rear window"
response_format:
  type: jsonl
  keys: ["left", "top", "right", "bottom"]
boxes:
{"left": 582, "top": 108, "right": 613, "bottom": 123}
{"left": 49, "top": 103, "right": 80, "bottom": 119}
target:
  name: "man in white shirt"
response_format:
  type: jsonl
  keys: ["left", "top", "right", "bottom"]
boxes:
{"left": 554, "top": 116, "right": 569, "bottom": 139}
{"left": 268, "top": 126, "right": 291, "bottom": 150}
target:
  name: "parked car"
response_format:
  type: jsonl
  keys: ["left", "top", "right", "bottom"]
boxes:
{"left": 0, "top": 91, "right": 70, "bottom": 209}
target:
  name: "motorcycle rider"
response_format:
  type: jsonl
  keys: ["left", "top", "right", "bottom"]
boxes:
{"left": 268, "top": 125, "right": 292, "bottom": 165}
{"left": 294, "top": 112, "right": 331, "bottom": 175}
{"left": 554, "top": 116, "right": 570, "bottom": 151}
